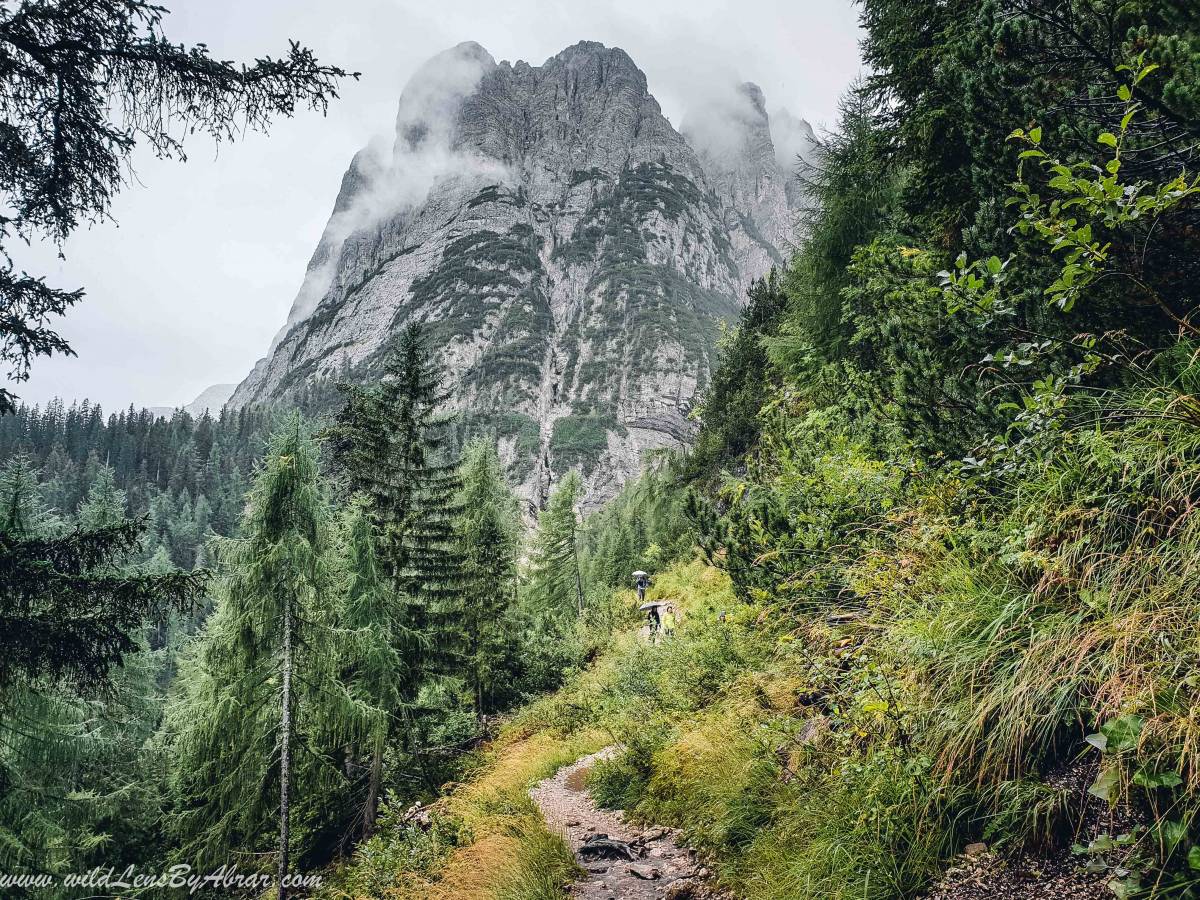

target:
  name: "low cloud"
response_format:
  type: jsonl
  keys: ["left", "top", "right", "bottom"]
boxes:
{"left": 272, "top": 42, "right": 511, "bottom": 345}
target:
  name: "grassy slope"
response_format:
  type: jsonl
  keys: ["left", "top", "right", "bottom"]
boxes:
{"left": 326, "top": 384, "right": 1200, "bottom": 899}
{"left": 322, "top": 725, "right": 608, "bottom": 899}
{"left": 327, "top": 559, "right": 950, "bottom": 899}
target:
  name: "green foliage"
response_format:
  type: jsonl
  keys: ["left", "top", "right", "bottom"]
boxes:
{"left": 168, "top": 417, "right": 355, "bottom": 869}
{"left": 579, "top": 459, "right": 694, "bottom": 590}
{"left": 0, "top": 0, "right": 351, "bottom": 412}
{"left": 0, "top": 455, "right": 189, "bottom": 882}
{"left": 548, "top": 414, "right": 620, "bottom": 475}
{"left": 527, "top": 471, "right": 585, "bottom": 620}
{"left": 455, "top": 439, "right": 521, "bottom": 715}
{"left": 689, "top": 272, "right": 789, "bottom": 480}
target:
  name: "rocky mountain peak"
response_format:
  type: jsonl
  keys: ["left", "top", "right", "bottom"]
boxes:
{"left": 682, "top": 80, "right": 795, "bottom": 278}
{"left": 231, "top": 41, "right": 805, "bottom": 509}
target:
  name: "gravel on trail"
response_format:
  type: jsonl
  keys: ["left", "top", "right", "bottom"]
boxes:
{"left": 530, "top": 748, "right": 722, "bottom": 900}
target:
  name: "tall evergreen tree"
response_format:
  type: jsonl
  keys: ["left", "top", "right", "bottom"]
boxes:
{"left": 0, "top": 453, "right": 59, "bottom": 535}
{"left": 168, "top": 418, "right": 354, "bottom": 891}
{"left": 454, "top": 439, "right": 520, "bottom": 718}
{"left": 529, "top": 471, "right": 585, "bottom": 618}
{"left": 0, "top": 458, "right": 184, "bottom": 879}
{"left": 338, "top": 494, "right": 420, "bottom": 839}
{"left": 326, "top": 324, "right": 464, "bottom": 670}
{"left": 77, "top": 464, "right": 126, "bottom": 528}
{"left": 328, "top": 324, "right": 464, "bottom": 603}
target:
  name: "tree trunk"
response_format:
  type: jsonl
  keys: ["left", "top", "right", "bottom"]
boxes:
{"left": 278, "top": 594, "right": 293, "bottom": 900}
{"left": 362, "top": 743, "right": 382, "bottom": 841}
{"left": 571, "top": 525, "right": 584, "bottom": 616}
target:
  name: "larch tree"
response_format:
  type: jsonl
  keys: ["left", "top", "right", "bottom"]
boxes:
{"left": 168, "top": 418, "right": 355, "bottom": 895}
{"left": 529, "top": 470, "right": 585, "bottom": 618}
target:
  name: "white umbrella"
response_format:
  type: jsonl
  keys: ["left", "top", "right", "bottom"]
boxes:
{"left": 632, "top": 570, "right": 649, "bottom": 579}
{"left": 638, "top": 602, "right": 665, "bottom": 611}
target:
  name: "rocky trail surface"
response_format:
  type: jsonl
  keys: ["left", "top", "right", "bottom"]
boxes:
{"left": 530, "top": 748, "right": 721, "bottom": 900}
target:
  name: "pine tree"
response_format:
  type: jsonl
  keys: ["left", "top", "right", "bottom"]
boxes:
{"left": 454, "top": 439, "right": 520, "bottom": 718}
{"left": 529, "top": 471, "right": 585, "bottom": 618}
{"left": 168, "top": 417, "right": 355, "bottom": 889}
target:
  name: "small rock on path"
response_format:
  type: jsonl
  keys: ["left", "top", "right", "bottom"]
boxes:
{"left": 530, "top": 748, "right": 717, "bottom": 899}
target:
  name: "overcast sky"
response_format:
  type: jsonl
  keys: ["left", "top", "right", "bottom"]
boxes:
{"left": 15, "top": 0, "right": 863, "bottom": 412}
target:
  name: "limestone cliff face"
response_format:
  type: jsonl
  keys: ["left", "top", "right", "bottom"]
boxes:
{"left": 231, "top": 41, "right": 803, "bottom": 510}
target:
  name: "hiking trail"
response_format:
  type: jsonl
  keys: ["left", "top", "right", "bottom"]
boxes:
{"left": 530, "top": 747, "right": 721, "bottom": 900}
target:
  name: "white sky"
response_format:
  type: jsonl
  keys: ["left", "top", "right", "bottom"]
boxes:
{"left": 14, "top": 0, "right": 863, "bottom": 412}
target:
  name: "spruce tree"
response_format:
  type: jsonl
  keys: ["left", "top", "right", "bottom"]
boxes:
{"left": 328, "top": 324, "right": 464, "bottom": 609}
{"left": 0, "top": 458, "right": 181, "bottom": 879}
{"left": 326, "top": 324, "right": 465, "bottom": 675}
{"left": 0, "top": 454, "right": 60, "bottom": 535}
{"left": 168, "top": 417, "right": 355, "bottom": 891}
{"left": 338, "top": 494, "right": 420, "bottom": 838}
{"left": 77, "top": 464, "right": 127, "bottom": 528}
{"left": 454, "top": 439, "right": 520, "bottom": 718}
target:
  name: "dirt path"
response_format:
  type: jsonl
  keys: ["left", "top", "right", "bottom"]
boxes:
{"left": 530, "top": 748, "right": 718, "bottom": 900}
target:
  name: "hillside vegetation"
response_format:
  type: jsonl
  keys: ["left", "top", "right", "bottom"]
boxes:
{"left": 4, "top": 2, "right": 1200, "bottom": 899}
{"left": 325, "top": 2, "right": 1200, "bottom": 897}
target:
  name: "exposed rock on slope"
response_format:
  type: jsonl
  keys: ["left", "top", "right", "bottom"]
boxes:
{"left": 231, "top": 41, "right": 804, "bottom": 509}
{"left": 184, "top": 383, "right": 236, "bottom": 417}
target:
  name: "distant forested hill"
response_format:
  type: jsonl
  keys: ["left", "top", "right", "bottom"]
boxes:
{"left": 0, "top": 384, "right": 339, "bottom": 567}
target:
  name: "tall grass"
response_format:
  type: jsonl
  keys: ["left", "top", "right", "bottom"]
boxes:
{"left": 322, "top": 729, "right": 605, "bottom": 899}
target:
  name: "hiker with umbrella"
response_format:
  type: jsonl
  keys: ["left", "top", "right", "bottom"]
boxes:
{"left": 634, "top": 570, "right": 663, "bottom": 640}
{"left": 633, "top": 570, "right": 651, "bottom": 603}
{"left": 640, "top": 600, "right": 665, "bottom": 640}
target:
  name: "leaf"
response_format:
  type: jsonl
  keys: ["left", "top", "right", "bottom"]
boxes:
{"left": 1089, "top": 766, "right": 1120, "bottom": 802}
{"left": 1101, "top": 715, "right": 1144, "bottom": 753}
{"left": 1029, "top": 126, "right": 1043, "bottom": 144}
{"left": 1109, "top": 875, "right": 1141, "bottom": 899}
{"left": 1135, "top": 63, "right": 1160, "bottom": 84}
{"left": 1086, "top": 732, "right": 1108, "bottom": 752}
{"left": 1157, "top": 819, "right": 1188, "bottom": 853}
{"left": 1098, "top": 132, "right": 1118, "bottom": 148}
{"left": 1117, "top": 84, "right": 1132, "bottom": 102}
{"left": 1188, "top": 845, "right": 1200, "bottom": 870}
{"left": 1133, "top": 767, "right": 1182, "bottom": 789}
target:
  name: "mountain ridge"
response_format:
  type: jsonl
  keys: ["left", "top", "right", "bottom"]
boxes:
{"left": 231, "top": 40, "right": 808, "bottom": 509}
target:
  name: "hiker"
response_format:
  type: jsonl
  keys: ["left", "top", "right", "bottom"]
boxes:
{"left": 647, "top": 603, "right": 662, "bottom": 633}
{"left": 633, "top": 570, "right": 652, "bottom": 603}
{"left": 662, "top": 603, "right": 677, "bottom": 637}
